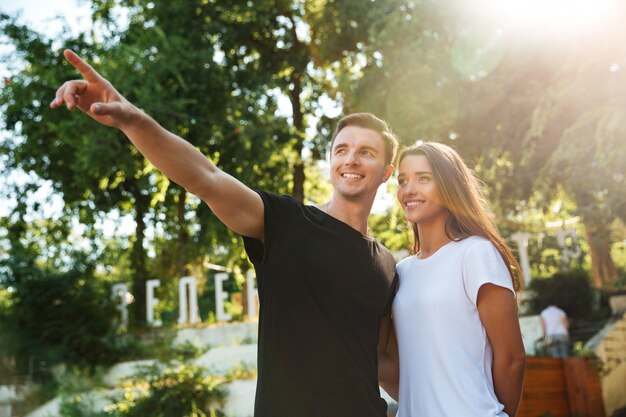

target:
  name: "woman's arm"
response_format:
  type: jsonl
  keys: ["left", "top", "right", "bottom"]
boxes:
{"left": 478, "top": 284, "right": 526, "bottom": 417}
{"left": 378, "top": 314, "right": 399, "bottom": 400}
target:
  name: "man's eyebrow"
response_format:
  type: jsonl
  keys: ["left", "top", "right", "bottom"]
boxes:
{"left": 359, "top": 145, "right": 379, "bottom": 152}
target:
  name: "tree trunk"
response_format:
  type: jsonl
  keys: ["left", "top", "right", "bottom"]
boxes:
{"left": 290, "top": 73, "right": 305, "bottom": 202}
{"left": 583, "top": 218, "right": 618, "bottom": 288}
{"left": 131, "top": 193, "right": 149, "bottom": 324}
{"left": 177, "top": 187, "right": 189, "bottom": 277}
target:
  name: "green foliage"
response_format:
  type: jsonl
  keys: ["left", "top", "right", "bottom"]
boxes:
{"left": 0, "top": 259, "right": 120, "bottom": 374}
{"left": 58, "top": 363, "right": 229, "bottom": 417}
{"left": 368, "top": 188, "right": 410, "bottom": 255}
{"left": 60, "top": 394, "right": 109, "bottom": 417}
{"left": 0, "top": 207, "right": 120, "bottom": 375}
{"left": 349, "top": 0, "right": 626, "bottom": 285}
{"left": 1, "top": 2, "right": 296, "bottom": 323}
{"left": 225, "top": 362, "right": 257, "bottom": 381}
{"left": 523, "top": 270, "right": 594, "bottom": 319}
{"left": 16, "top": 380, "right": 61, "bottom": 417}
{"left": 610, "top": 221, "right": 626, "bottom": 287}
{"left": 571, "top": 341, "right": 606, "bottom": 376}
{"left": 105, "top": 363, "right": 227, "bottom": 417}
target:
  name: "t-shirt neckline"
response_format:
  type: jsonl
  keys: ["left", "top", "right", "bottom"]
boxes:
{"left": 414, "top": 239, "right": 456, "bottom": 264}
{"left": 308, "top": 204, "right": 375, "bottom": 241}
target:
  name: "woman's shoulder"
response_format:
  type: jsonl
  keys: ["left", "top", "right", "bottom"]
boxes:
{"left": 457, "top": 235, "right": 494, "bottom": 251}
{"left": 396, "top": 254, "right": 415, "bottom": 270}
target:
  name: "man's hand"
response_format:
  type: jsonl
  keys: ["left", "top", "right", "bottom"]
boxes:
{"left": 49, "top": 49, "right": 265, "bottom": 241}
{"left": 50, "top": 49, "right": 136, "bottom": 129}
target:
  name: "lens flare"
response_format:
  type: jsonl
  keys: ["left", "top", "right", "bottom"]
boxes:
{"left": 475, "top": 0, "right": 623, "bottom": 37}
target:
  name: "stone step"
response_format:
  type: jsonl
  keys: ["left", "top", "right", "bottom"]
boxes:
{"left": 175, "top": 321, "right": 258, "bottom": 348}
{"left": 195, "top": 344, "right": 257, "bottom": 375}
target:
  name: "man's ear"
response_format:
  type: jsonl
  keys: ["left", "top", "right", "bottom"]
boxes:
{"left": 382, "top": 164, "right": 394, "bottom": 182}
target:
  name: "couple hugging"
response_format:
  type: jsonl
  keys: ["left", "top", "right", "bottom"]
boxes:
{"left": 51, "top": 49, "right": 525, "bottom": 417}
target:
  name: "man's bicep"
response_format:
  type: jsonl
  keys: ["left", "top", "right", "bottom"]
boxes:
{"left": 198, "top": 170, "right": 265, "bottom": 241}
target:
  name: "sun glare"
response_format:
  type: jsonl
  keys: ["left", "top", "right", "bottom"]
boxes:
{"left": 477, "top": 0, "right": 622, "bottom": 37}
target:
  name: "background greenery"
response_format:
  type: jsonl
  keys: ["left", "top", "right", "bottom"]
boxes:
{"left": 1, "top": 0, "right": 625, "bottom": 414}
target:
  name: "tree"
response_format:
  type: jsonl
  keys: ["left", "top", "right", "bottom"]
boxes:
{"left": 0, "top": 195, "right": 119, "bottom": 374}
{"left": 197, "top": 0, "right": 403, "bottom": 200}
{"left": 1, "top": 4, "right": 295, "bottom": 322}
{"left": 1, "top": 15, "right": 162, "bottom": 321}
{"left": 347, "top": 1, "right": 626, "bottom": 286}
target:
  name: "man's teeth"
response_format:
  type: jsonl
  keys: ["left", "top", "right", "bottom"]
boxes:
{"left": 342, "top": 173, "right": 363, "bottom": 179}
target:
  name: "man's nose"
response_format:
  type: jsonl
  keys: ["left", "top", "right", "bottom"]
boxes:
{"left": 344, "top": 151, "right": 359, "bottom": 165}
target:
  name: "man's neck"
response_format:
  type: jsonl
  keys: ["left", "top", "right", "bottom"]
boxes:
{"left": 317, "top": 195, "right": 373, "bottom": 235}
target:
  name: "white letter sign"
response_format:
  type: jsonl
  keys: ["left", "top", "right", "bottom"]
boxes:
{"left": 111, "top": 283, "right": 129, "bottom": 328}
{"left": 178, "top": 276, "right": 200, "bottom": 324}
{"left": 146, "top": 279, "right": 162, "bottom": 327}
{"left": 215, "top": 272, "right": 232, "bottom": 322}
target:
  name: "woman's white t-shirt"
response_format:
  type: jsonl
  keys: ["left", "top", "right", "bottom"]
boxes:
{"left": 393, "top": 236, "right": 515, "bottom": 417}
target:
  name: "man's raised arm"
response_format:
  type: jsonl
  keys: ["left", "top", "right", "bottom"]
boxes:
{"left": 50, "top": 50, "right": 264, "bottom": 241}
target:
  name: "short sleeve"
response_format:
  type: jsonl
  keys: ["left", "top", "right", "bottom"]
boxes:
{"left": 381, "top": 272, "right": 399, "bottom": 316}
{"left": 242, "top": 190, "right": 297, "bottom": 266}
{"left": 462, "top": 239, "right": 514, "bottom": 306}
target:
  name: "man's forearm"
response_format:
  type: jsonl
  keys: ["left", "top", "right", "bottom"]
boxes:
{"left": 121, "top": 108, "right": 218, "bottom": 196}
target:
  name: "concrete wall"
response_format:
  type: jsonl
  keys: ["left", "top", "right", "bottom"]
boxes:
{"left": 519, "top": 315, "right": 543, "bottom": 355}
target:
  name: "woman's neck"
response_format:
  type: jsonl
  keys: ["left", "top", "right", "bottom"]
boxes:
{"left": 416, "top": 216, "right": 454, "bottom": 259}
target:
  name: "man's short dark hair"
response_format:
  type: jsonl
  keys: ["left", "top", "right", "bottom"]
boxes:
{"left": 330, "top": 113, "right": 399, "bottom": 166}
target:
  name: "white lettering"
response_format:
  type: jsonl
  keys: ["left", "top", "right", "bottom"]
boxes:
{"left": 215, "top": 272, "right": 232, "bottom": 322}
{"left": 178, "top": 276, "right": 200, "bottom": 324}
{"left": 246, "top": 269, "right": 259, "bottom": 319}
{"left": 111, "top": 283, "right": 129, "bottom": 328}
{"left": 146, "top": 279, "right": 162, "bottom": 327}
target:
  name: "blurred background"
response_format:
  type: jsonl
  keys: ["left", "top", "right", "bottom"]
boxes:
{"left": 1, "top": 0, "right": 625, "bottom": 416}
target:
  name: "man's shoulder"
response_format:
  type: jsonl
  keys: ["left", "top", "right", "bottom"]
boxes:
{"left": 370, "top": 238, "right": 396, "bottom": 260}
{"left": 255, "top": 189, "right": 298, "bottom": 204}
{"left": 254, "top": 190, "right": 304, "bottom": 214}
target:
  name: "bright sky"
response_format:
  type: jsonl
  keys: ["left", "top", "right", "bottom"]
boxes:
{"left": 0, "top": 0, "right": 91, "bottom": 31}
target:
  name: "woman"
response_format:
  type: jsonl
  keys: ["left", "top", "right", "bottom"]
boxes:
{"left": 384, "top": 142, "right": 526, "bottom": 417}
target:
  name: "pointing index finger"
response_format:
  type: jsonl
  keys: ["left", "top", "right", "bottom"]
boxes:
{"left": 63, "top": 49, "right": 103, "bottom": 83}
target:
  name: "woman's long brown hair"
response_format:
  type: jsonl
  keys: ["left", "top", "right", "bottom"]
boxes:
{"left": 399, "top": 142, "right": 522, "bottom": 290}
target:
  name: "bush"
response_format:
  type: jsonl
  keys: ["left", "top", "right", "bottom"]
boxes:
{"left": 0, "top": 256, "right": 120, "bottom": 376}
{"left": 523, "top": 269, "right": 594, "bottom": 318}
{"left": 105, "top": 363, "right": 227, "bottom": 417}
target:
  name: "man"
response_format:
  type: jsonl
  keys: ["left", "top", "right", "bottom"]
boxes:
{"left": 540, "top": 303, "right": 570, "bottom": 358}
{"left": 51, "top": 50, "right": 399, "bottom": 417}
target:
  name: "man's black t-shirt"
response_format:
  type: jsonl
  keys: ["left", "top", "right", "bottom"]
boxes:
{"left": 242, "top": 191, "right": 398, "bottom": 417}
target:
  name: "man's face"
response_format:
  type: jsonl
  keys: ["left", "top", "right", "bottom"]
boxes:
{"left": 329, "top": 126, "right": 393, "bottom": 202}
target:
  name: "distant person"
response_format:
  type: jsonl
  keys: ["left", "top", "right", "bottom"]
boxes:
{"left": 51, "top": 50, "right": 400, "bottom": 417}
{"left": 379, "top": 142, "right": 526, "bottom": 417}
{"left": 540, "top": 303, "right": 570, "bottom": 358}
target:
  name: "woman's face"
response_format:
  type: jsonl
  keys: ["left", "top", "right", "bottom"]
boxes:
{"left": 396, "top": 154, "right": 448, "bottom": 225}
